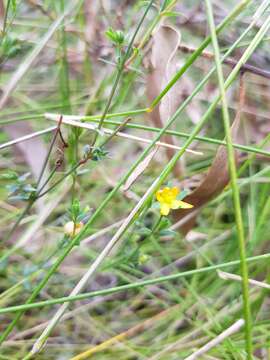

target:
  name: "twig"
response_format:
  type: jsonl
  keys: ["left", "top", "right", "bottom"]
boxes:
{"left": 0, "top": 126, "right": 57, "bottom": 150}
{"left": 37, "top": 115, "right": 65, "bottom": 188}
{"left": 218, "top": 270, "right": 270, "bottom": 290}
{"left": 45, "top": 115, "right": 203, "bottom": 156}
{"left": 179, "top": 44, "right": 270, "bottom": 80}
{"left": 184, "top": 319, "right": 245, "bottom": 360}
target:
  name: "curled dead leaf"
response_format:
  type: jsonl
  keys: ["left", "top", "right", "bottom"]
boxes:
{"left": 147, "top": 23, "right": 182, "bottom": 176}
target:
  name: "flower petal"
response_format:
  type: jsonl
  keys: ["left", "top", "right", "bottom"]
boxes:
{"left": 160, "top": 203, "right": 170, "bottom": 216}
{"left": 156, "top": 190, "right": 164, "bottom": 202}
{"left": 173, "top": 200, "right": 193, "bottom": 209}
{"left": 171, "top": 186, "right": 179, "bottom": 197}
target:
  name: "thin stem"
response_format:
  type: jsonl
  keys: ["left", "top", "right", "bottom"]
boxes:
{"left": 36, "top": 115, "right": 63, "bottom": 188}
{"left": 90, "top": 0, "right": 155, "bottom": 148}
{"left": 2, "top": 0, "right": 11, "bottom": 36}
{"left": 37, "top": 162, "right": 81, "bottom": 199}
{"left": 0, "top": 252, "right": 269, "bottom": 315}
{"left": 1, "top": 200, "right": 34, "bottom": 250}
{"left": 100, "top": 117, "right": 131, "bottom": 147}
{"left": 1, "top": 116, "right": 65, "bottom": 246}
{"left": 205, "top": 0, "right": 253, "bottom": 356}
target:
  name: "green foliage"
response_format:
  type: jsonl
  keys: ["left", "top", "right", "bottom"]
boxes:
{"left": 5, "top": 172, "right": 37, "bottom": 201}
{"left": 105, "top": 27, "right": 125, "bottom": 46}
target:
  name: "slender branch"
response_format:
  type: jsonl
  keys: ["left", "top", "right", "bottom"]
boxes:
{"left": 179, "top": 43, "right": 270, "bottom": 80}
{"left": 90, "top": 0, "right": 155, "bottom": 148}
{"left": 0, "top": 126, "right": 57, "bottom": 150}
{"left": 37, "top": 115, "right": 64, "bottom": 188}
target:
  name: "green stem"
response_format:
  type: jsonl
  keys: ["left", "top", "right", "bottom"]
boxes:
{"left": 204, "top": 1, "right": 253, "bottom": 356}
{"left": 0, "top": 252, "right": 269, "bottom": 315}
{"left": 91, "top": 0, "right": 155, "bottom": 147}
{"left": 1, "top": 200, "right": 34, "bottom": 254}
{"left": 2, "top": 0, "right": 11, "bottom": 36}
{"left": 83, "top": 118, "right": 270, "bottom": 158}
{"left": 37, "top": 163, "right": 81, "bottom": 199}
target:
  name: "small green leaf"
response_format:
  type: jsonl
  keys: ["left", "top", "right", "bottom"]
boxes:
{"left": 136, "top": 227, "right": 152, "bottom": 236}
{"left": 105, "top": 27, "right": 125, "bottom": 45}
{"left": 159, "top": 229, "right": 177, "bottom": 237}
{"left": 71, "top": 199, "right": 81, "bottom": 220}
{"left": 0, "top": 171, "right": 18, "bottom": 180}
{"left": 159, "top": 217, "right": 171, "bottom": 231}
{"left": 11, "top": 0, "right": 17, "bottom": 12}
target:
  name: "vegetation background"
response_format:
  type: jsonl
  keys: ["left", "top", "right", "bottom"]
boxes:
{"left": 0, "top": 0, "right": 270, "bottom": 359}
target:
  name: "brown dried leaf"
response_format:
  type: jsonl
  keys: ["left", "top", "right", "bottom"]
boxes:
{"left": 147, "top": 24, "right": 182, "bottom": 176}
{"left": 174, "top": 116, "right": 245, "bottom": 233}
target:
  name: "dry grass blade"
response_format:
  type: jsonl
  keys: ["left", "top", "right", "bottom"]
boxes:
{"left": 218, "top": 270, "right": 270, "bottom": 290}
{"left": 45, "top": 113, "right": 203, "bottom": 155}
{"left": 184, "top": 319, "right": 245, "bottom": 360}
{"left": 123, "top": 147, "right": 158, "bottom": 191}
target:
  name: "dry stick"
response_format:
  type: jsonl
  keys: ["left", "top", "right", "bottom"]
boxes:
{"left": 184, "top": 319, "right": 245, "bottom": 360}
{"left": 218, "top": 271, "right": 270, "bottom": 290}
{"left": 45, "top": 115, "right": 203, "bottom": 156}
{"left": 0, "top": 126, "right": 57, "bottom": 150}
{"left": 179, "top": 44, "right": 270, "bottom": 80}
{"left": 45, "top": 113, "right": 270, "bottom": 158}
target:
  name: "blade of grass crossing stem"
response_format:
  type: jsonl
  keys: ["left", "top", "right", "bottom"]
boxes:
{"left": 205, "top": 0, "right": 253, "bottom": 357}
{"left": 28, "top": 16, "right": 270, "bottom": 356}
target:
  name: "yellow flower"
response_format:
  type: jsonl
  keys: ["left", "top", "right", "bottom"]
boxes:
{"left": 156, "top": 186, "right": 193, "bottom": 216}
{"left": 64, "top": 221, "right": 83, "bottom": 236}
